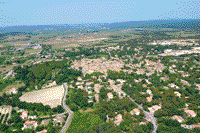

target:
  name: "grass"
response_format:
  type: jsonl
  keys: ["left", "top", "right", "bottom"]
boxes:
{"left": 0, "top": 65, "right": 14, "bottom": 71}
{"left": 0, "top": 82, "right": 25, "bottom": 96}
{"left": 67, "top": 111, "right": 105, "bottom": 133}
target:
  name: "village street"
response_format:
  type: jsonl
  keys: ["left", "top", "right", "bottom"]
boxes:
{"left": 127, "top": 95, "right": 158, "bottom": 133}
{"left": 60, "top": 83, "right": 73, "bottom": 133}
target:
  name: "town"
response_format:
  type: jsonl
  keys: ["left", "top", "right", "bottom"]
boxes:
{"left": 0, "top": 19, "right": 200, "bottom": 133}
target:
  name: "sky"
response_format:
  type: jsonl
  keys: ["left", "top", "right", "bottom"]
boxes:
{"left": 0, "top": 0, "right": 199, "bottom": 27}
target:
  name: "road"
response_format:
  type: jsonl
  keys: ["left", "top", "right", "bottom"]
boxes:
{"left": 39, "top": 112, "right": 66, "bottom": 119}
{"left": 60, "top": 83, "right": 73, "bottom": 133}
{"left": 127, "top": 95, "right": 158, "bottom": 133}
{"left": 3, "top": 70, "right": 13, "bottom": 79}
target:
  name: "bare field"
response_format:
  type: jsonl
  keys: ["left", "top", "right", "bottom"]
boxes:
{"left": 19, "top": 85, "right": 64, "bottom": 108}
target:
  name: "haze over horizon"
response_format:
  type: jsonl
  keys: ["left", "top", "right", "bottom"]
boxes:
{"left": 0, "top": 0, "right": 199, "bottom": 27}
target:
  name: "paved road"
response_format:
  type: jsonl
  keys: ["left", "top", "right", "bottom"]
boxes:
{"left": 3, "top": 70, "right": 13, "bottom": 79}
{"left": 60, "top": 83, "right": 73, "bottom": 133}
{"left": 39, "top": 112, "right": 66, "bottom": 119}
{"left": 127, "top": 95, "right": 158, "bottom": 133}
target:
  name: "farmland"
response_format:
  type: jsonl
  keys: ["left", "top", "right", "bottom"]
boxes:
{"left": 19, "top": 85, "right": 64, "bottom": 108}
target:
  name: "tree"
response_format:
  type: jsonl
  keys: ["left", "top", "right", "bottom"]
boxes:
{"left": 0, "top": 124, "right": 9, "bottom": 132}
{"left": 147, "top": 122, "right": 154, "bottom": 132}
{"left": 8, "top": 114, "right": 22, "bottom": 124}
{"left": 70, "top": 103, "right": 79, "bottom": 111}
{"left": 163, "top": 119, "right": 181, "bottom": 127}
{"left": 119, "top": 121, "right": 131, "bottom": 132}
{"left": 186, "top": 118, "right": 199, "bottom": 125}
{"left": 163, "top": 68, "right": 170, "bottom": 74}
{"left": 55, "top": 105, "right": 64, "bottom": 113}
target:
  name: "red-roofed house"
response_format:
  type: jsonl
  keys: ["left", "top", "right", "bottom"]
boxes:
{"left": 22, "top": 120, "right": 38, "bottom": 130}
{"left": 114, "top": 114, "right": 123, "bottom": 126}
{"left": 107, "top": 92, "right": 113, "bottom": 100}
{"left": 142, "top": 84, "right": 147, "bottom": 88}
{"left": 37, "top": 129, "right": 47, "bottom": 133}
{"left": 130, "top": 108, "right": 140, "bottom": 115}
{"left": 146, "top": 96, "right": 153, "bottom": 102}
{"left": 184, "top": 109, "right": 197, "bottom": 118}
{"left": 171, "top": 115, "right": 185, "bottom": 123}
{"left": 20, "top": 111, "right": 28, "bottom": 120}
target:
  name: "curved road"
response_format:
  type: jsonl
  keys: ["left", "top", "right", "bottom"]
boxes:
{"left": 60, "top": 83, "right": 73, "bottom": 133}
{"left": 127, "top": 95, "right": 158, "bottom": 133}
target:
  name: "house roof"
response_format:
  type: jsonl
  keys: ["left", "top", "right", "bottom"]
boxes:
{"left": 37, "top": 129, "right": 47, "bottom": 133}
{"left": 146, "top": 97, "right": 152, "bottom": 102}
{"left": 114, "top": 114, "right": 123, "bottom": 126}
{"left": 95, "top": 94, "right": 99, "bottom": 102}
{"left": 192, "top": 123, "right": 200, "bottom": 128}
{"left": 40, "top": 119, "right": 50, "bottom": 126}
{"left": 152, "top": 105, "right": 161, "bottom": 111}
{"left": 22, "top": 111, "right": 28, "bottom": 114}
{"left": 172, "top": 115, "right": 184, "bottom": 122}
{"left": 130, "top": 108, "right": 140, "bottom": 115}
{"left": 185, "top": 109, "right": 197, "bottom": 117}
{"left": 146, "top": 89, "right": 152, "bottom": 94}
{"left": 24, "top": 121, "right": 37, "bottom": 125}
{"left": 107, "top": 92, "right": 113, "bottom": 97}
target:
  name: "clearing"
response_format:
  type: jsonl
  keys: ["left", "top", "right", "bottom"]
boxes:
{"left": 19, "top": 85, "right": 64, "bottom": 108}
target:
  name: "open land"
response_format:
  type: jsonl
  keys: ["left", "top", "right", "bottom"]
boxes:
{"left": 19, "top": 85, "right": 64, "bottom": 108}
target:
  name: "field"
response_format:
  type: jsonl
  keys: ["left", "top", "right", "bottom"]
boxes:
{"left": 67, "top": 112, "right": 105, "bottom": 133}
{"left": 19, "top": 85, "right": 64, "bottom": 108}
{"left": 0, "top": 82, "right": 25, "bottom": 96}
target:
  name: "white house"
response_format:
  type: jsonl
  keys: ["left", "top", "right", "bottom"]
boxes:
{"left": 107, "top": 92, "right": 114, "bottom": 100}
{"left": 130, "top": 108, "right": 140, "bottom": 115}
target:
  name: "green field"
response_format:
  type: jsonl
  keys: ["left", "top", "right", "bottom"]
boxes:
{"left": 67, "top": 111, "right": 105, "bottom": 133}
{"left": 0, "top": 81, "right": 25, "bottom": 96}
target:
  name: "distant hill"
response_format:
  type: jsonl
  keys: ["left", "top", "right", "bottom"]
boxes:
{"left": 105, "top": 19, "right": 200, "bottom": 29}
{"left": 0, "top": 19, "right": 199, "bottom": 34}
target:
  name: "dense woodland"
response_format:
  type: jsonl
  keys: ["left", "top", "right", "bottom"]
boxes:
{"left": 13, "top": 59, "right": 82, "bottom": 90}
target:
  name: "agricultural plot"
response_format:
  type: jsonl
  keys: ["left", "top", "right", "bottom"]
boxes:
{"left": 0, "top": 105, "right": 12, "bottom": 124}
{"left": 19, "top": 85, "right": 64, "bottom": 108}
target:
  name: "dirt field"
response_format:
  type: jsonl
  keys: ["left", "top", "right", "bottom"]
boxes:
{"left": 19, "top": 85, "right": 64, "bottom": 108}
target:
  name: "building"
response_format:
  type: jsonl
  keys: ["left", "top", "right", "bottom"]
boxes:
{"left": 20, "top": 111, "right": 28, "bottom": 120}
{"left": 28, "top": 115, "right": 37, "bottom": 119}
{"left": 181, "top": 123, "right": 200, "bottom": 130}
{"left": 191, "top": 123, "right": 200, "bottom": 129}
{"left": 168, "top": 83, "right": 180, "bottom": 89}
{"left": 95, "top": 94, "right": 99, "bottom": 103}
{"left": 88, "top": 99, "right": 93, "bottom": 103}
{"left": 107, "top": 92, "right": 114, "bottom": 100}
{"left": 174, "top": 91, "right": 181, "bottom": 98}
{"left": 171, "top": 115, "right": 185, "bottom": 123}
{"left": 53, "top": 114, "right": 65, "bottom": 126}
{"left": 146, "top": 89, "right": 152, "bottom": 95}
{"left": 184, "top": 109, "right": 197, "bottom": 118}
{"left": 88, "top": 91, "right": 92, "bottom": 95}
{"left": 146, "top": 96, "right": 153, "bottom": 102}
{"left": 142, "top": 84, "right": 147, "bottom": 88}
{"left": 139, "top": 121, "right": 149, "bottom": 125}
{"left": 130, "top": 108, "right": 140, "bottom": 115}
{"left": 116, "top": 79, "right": 126, "bottom": 84}
{"left": 114, "top": 114, "right": 123, "bottom": 126}
{"left": 40, "top": 119, "right": 50, "bottom": 126}
{"left": 37, "top": 129, "right": 47, "bottom": 133}
{"left": 180, "top": 79, "right": 191, "bottom": 86}
{"left": 77, "top": 77, "right": 82, "bottom": 81}
{"left": 22, "top": 121, "right": 38, "bottom": 130}
{"left": 8, "top": 87, "right": 18, "bottom": 94}
{"left": 148, "top": 105, "right": 161, "bottom": 113}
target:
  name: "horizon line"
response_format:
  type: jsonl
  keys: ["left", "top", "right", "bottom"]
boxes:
{"left": 0, "top": 18, "right": 199, "bottom": 28}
